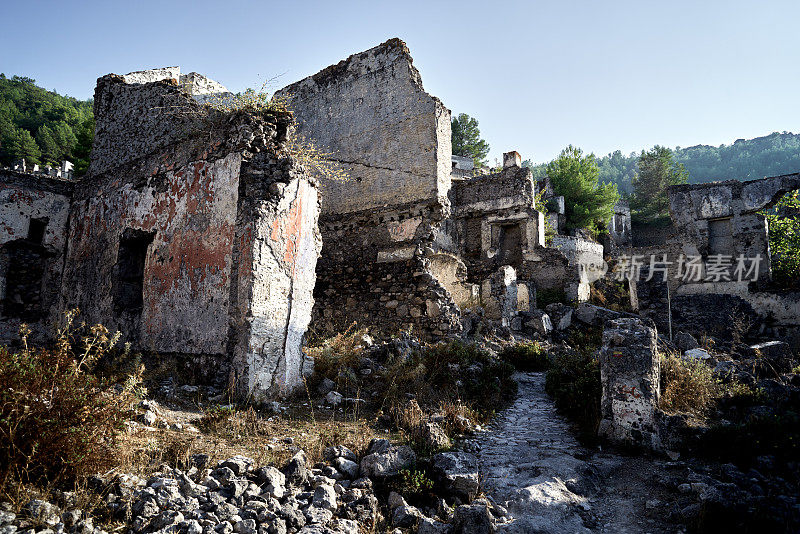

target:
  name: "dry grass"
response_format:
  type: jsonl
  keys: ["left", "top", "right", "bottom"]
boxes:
{"left": 305, "top": 323, "right": 368, "bottom": 393}
{"left": 115, "top": 405, "right": 379, "bottom": 477}
{"left": 659, "top": 352, "right": 718, "bottom": 419}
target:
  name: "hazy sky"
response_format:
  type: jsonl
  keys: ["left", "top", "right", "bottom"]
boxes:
{"left": 3, "top": 0, "right": 799, "bottom": 164}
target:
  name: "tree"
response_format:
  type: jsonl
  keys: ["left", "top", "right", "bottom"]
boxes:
{"left": 8, "top": 129, "right": 41, "bottom": 164}
{"left": 545, "top": 145, "right": 620, "bottom": 233}
{"left": 36, "top": 125, "right": 59, "bottom": 165}
{"left": 762, "top": 190, "right": 800, "bottom": 288}
{"left": 451, "top": 113, "right": 490, "bottom": 167}
{"left": 631, "top": 146, "right": 688, "bottom": 224}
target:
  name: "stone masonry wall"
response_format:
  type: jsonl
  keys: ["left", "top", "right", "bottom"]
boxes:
{"left": 0, "top": 171, "right": 73, "bottom": 341}
{"left": 277, "top": 39, "right": 459, "bottom": 339}
{"left": 276, "top": 38, "right": 451, "bottom": 216}
{"left": 598, "top": 318, "right": 661, "bottom": 450}
{"left": 61, "top": 70, "right": 320, "bottom": 400}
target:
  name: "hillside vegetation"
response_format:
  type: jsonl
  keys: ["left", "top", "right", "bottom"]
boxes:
{"left": 0, "top": 75, "right": 93, "bottom": 175}
{"left": 527, "top": 131, "right": 800, "bottom": 193}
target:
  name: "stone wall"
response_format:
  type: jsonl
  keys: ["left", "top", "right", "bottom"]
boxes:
{"left": 276, "top": 38, "right": 451, "bottom": 216}
{"left": 0, "top": 171, "right": 73, "bottom": 340}
{"left": 60, "top": 69, "right": 320, "bottom": 400}
{"left": 598, "top": 318, "right": 661, "bottom": 450}
{"left": 277, "top": 39, "right": 460, "bottom": 340}
{"left": 630, "top": 174, "right": 800, "bottom": 344}
{"left": 669, "top": 173, "right": 800, "bottom": 280}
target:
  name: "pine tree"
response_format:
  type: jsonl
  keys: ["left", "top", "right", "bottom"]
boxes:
{"left": 9, "top": 129, "right": 41, "bottom": 164}
{"left": 451, "top": 113, "right": 490, "bottom": 167}
{"left": 631, "top": 146, "right": 688, "bottom": 224}
{"left": 545, "top": 145, "right": 620, "bottom": 233}
{"left": 36, "top": 125, "right": 60, "bottom": 165}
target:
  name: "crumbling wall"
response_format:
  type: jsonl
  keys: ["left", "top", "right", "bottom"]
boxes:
{"left": 0, "top": 171, "right": 73, "bottom": 340}
{"left": 230, "top": 153, "right": 322, "bottom": 401}
{"left": 669, "top": 174, "right": 800, "bottom": 280}
{"left": 61, "top": 70, "right": 320, "bottom": 400}
{"left": 278, "top": 39, "right": 460, "bottom": 339}
{"left": 598, "top": 318, "right": 661, "bottom": 450}
{"left": 630, "top": 174, "right": 800, "bottom": 343}
{"left": 276, "top": 38, "right": 451, "bottom": 216}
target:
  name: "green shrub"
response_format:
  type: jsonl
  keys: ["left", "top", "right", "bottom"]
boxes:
{"left": 398, "top": 468, "right": 434, "bottom": 498}
{"left": 0, "top": 312, "right": 141, "bottom": 487}
{"left": 545, "top": 350, "right": 602, "bottom": 443}
{"left": 500, "top": 342, "right": 549, "bottom": 371}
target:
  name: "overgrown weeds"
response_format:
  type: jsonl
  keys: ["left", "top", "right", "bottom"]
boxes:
{"left": 659, "top": 353, "right": 719, "bottom": 418}
{"left": 0, "top": 310, "right": 142, "bottom": 489}
{"left": 499, "top": 342, "right": 549, "bottom": 371}
{"left": 545, "top": 349, "right": 602, "bottom": 443}
{"left": 659, "top": 352, "right": 764, "bottom": 421}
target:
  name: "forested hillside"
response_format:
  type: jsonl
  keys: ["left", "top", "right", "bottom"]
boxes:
{"left": 0, "top": 75, "right": 93, "bottom": 175}
{"left": 527, "top": 131, "right": 800, "bottom": 193}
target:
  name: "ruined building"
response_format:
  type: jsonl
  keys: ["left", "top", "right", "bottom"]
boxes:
{"left": 633, "top": 173, "right": 800, "bottom": 345}
{"left": 0, "top": 67, "right": 321, "bottom": 401}
{"left": 1, "top": 39, "right": 797, "bottom": 401}
{"left": 279, "top": 39, "right": 597, "bottom": 339}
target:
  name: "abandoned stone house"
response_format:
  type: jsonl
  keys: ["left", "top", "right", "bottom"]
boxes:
{"left": 0, "top": 67, "right": 321, "bottom": 402}
{"left": 633, "top": 174, "right": 800, "bottom": 345}
{"left": 0, "top": 38, "right": 797, "bottom": 400}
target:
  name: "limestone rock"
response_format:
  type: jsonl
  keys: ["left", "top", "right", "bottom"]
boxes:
{"left": 431, "top": 452, "right": 480, "bottom": 501}
{"left": 674, "top": 331, "right": 700, "bottom": 351}
{"left": 451, "top": 503, "right": 493, "bottom": 534}
{"left": 525, "top": 310, "right": 553, "bottom": 336}
{"left": 360, "top": 445, "right": 416, "bottom": 479}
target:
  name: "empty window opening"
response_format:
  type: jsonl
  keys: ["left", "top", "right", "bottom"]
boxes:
{"left": 499, "top": 223, "right": 522, "bottom": 265}
{"left": 464, "top": 217, "right": 483, "bottom": 257}
{"left": 27, "top": 218, "right": 47, "bottom": 245}
{"left": 2, "top": 243, "right": 45, "bottom": 320}
{"left": 708, "top": 217, "right": 734, "bottom": 256}
{"left": 114, "top": 229, "right": 154, "bottom": 311}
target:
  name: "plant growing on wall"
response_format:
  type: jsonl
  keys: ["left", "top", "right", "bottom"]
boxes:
{"left": 203, "top": 82, "right": 349, "bottom": 182}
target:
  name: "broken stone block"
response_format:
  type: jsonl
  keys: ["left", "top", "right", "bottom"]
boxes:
{"left": 574, "top": 302, "right": 622, "bottom": 326}
{"left": 684, "top": 348, "right": 712, "bottom": 361}
{"left": 597, "top": 318, "right": 661, "bottom": 450}
{"left": 524, "top": 310, "right": 553, "bottom": 336}
{"left": 325, "top": 391, "right": 343, "bottom": 406}
{"left": 674, "top": 331, "right": 700, "bottom": 352}
{"left": 359, "top": 445, "right": 416, "bottom": 479}
{"left": 431, "top": 452, "right": 480, "bottom": 502}
{"left": 545, "top": 302, "right": 573, "bottom": 330}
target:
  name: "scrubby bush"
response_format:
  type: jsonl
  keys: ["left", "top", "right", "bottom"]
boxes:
{"left": 500, "top": 342, "right": 549, "bottom": 371}
{"left": 0, "top": 311, "right": 141, "bottom": 487}
{"left": 659, "top": 354, "right": 718, "bottom": 418}
{"left": 545, "top": 350, "right": 602, "bottom": 442}
{"left": 390, "top": 340, "right": 516, "bottom": 412}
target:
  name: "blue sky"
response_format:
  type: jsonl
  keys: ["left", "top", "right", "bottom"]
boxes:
{"left": 3, "top": 0, "right": 799, "bottom": 164}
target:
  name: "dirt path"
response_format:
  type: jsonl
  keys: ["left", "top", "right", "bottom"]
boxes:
{"left": 465, "top": 372, "right": 684, "bottom": 533}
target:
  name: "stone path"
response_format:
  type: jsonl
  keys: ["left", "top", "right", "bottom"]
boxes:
{"left": 464, "top": 372, "right": 681, "bottom": 533}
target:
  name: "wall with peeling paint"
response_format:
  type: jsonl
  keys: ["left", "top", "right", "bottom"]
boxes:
{"left": 56, "top": 69, "right": 321, "bottom": 400}
{"left": 64, "top": 153, "right": 241, "bottom": 356}
{"left": 0, "top": 171, "right": 73, "bottom": 340}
